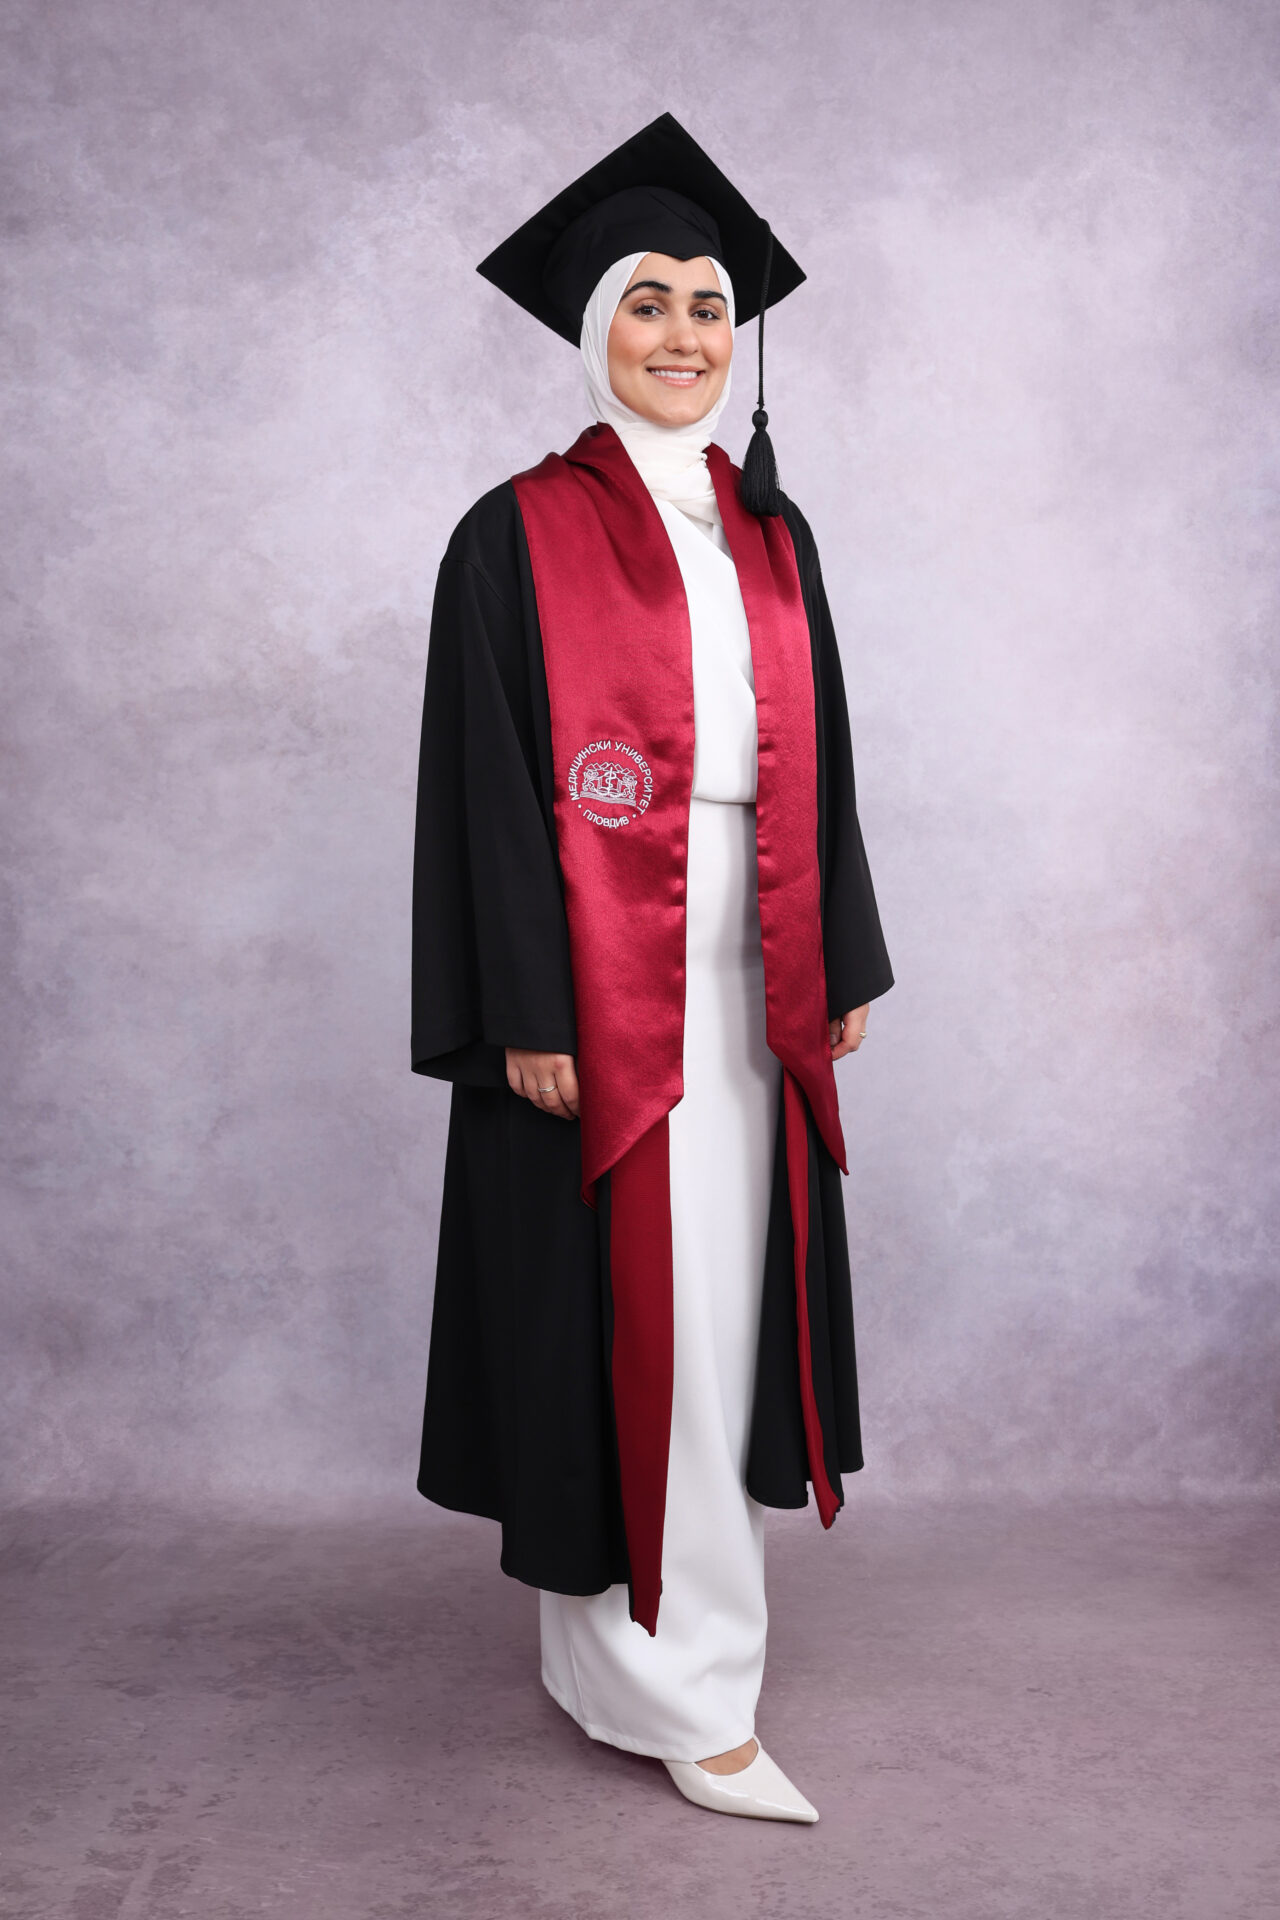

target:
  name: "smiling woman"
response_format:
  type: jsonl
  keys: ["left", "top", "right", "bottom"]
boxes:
{"left": 410, "top": 111, "right": 894, "bottom": 1826}
{"left": 605, "top": 257, "right": 732, "bottom": 424}
{"left": 577, "top": 244, "right": 739, "bottom": 528}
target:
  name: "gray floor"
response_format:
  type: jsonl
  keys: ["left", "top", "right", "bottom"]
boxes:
{"left": 3, "top": 1495, "right": 1277, "bottom": 1919}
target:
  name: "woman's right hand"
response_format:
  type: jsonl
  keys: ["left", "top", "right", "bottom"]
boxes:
{"left": 505, "top": 1049, "right": 580, "bottom": 1120}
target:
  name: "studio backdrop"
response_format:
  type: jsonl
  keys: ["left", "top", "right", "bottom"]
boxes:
{"left": 3, "top": 0, "right": 1276, "bottom": 1508}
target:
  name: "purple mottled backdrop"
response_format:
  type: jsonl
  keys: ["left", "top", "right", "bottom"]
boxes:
{"left": 3, "top": 0, "right": 1277, "bottom": 1509}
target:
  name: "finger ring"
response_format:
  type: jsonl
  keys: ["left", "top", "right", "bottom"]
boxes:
{"left": 537, "top": 1084, "right": 557, "bottom": 1093}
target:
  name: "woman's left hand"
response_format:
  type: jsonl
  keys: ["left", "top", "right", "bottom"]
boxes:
{"left": 829, "top": 1005, "right": 870, "bottom": 1060}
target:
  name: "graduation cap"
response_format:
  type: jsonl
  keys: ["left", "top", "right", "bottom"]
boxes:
{"left": 475, "top": 111, "right": 804, "bottom": 515}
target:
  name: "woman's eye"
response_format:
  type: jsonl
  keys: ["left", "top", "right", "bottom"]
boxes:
{"left": 632, "top": 303, "right": 724, "bottom": 322}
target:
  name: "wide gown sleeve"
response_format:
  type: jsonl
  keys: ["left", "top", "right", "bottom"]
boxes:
{"left": 782, "top": 497, "right": 895, "bottom": 1017}
{"left": 411, "top": 512, "right": 578, "bottom": 1087}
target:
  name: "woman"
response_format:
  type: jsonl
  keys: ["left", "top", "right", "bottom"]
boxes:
{"left": 411, "top": 113, "right": 893, "bottom": 1823}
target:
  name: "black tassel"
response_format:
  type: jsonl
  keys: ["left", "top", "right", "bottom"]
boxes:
{"left": 739, "top": 220, "right": 784, "bottom": 517}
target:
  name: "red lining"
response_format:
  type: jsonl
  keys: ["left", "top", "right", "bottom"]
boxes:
{"left": 784, "top": 1070, "right": 840, "bottom": 1528}
{"left": 607, "top": 1117, "right": 675, "bottom": 1636}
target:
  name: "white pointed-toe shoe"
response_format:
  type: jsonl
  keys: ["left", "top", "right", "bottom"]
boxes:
{"left": 662, "top": 1741, "right": 819, "bottom": 1823}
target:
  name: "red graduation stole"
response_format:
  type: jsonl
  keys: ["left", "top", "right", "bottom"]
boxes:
{"left": 511, "top": 422, "right": 847, "bottom": 1634}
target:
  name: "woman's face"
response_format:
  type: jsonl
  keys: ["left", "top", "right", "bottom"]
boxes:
{"left": 606, "top": 252, "right": 731, "bottom": 427}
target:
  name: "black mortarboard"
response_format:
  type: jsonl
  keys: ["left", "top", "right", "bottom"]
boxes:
{"left": 475, "top": 112, "right": 803, "bottom": 515}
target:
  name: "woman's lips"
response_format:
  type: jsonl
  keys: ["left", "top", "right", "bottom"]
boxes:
{"left": 647, "top": 367, "right": 703, "bottom": 386}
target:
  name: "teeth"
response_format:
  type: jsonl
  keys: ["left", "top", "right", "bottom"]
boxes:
{"left": 649, "top": 368, "right": 701, "bottom": 381}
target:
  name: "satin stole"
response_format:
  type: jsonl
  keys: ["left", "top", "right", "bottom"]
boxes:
{"left": 511, "top": 422, "right": 847, "bottom": 1634}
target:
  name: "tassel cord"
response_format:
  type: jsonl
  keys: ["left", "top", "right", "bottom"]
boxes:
{"left": 739, "top": 221, "right": 784, "bottom": 517}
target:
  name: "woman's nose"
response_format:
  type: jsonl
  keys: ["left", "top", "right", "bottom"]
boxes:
{"left": 663, "top": 319, "right": 700, "bottom": 353}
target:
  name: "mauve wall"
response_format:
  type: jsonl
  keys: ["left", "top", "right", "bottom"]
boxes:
{"left": 3, "top": 1, "right": 1276, "bottom": 1506}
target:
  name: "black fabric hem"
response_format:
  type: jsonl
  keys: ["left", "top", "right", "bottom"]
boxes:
{"left": 412, "top": 1026, "right": 580, "bottom": 1087}
{"left": 416, "top": 1476, "right": 502, "bottom": 1525}
{"left": 826, "top": 964, "right": 896, "bottom": 1018}
{"left": 745, "top": 1458, "right": 862, "bottom": 1513}
{"left": 417, "top": 1481, "right": 623, "bottom": 1597}
{"left": 497, "top": 1549, "right": 617, "bottom": 1600}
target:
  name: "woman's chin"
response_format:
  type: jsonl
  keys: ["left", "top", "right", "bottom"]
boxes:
{"left": 631, "top": 387, "right": 719, "bottom": 429}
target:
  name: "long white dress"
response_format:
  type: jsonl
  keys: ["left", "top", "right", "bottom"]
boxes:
{"left": 539, "top": 497, "right": 783, "bottom": 1764}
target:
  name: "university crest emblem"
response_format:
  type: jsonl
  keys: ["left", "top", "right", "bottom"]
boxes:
{"left": 567, "top": 737, "right": 653, "bottom": 829}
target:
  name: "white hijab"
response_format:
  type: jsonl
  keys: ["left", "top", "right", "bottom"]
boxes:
{"left": 579, "top": 249, "right": 735, "bottom": 530}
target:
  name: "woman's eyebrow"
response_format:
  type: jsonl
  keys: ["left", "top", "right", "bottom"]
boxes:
{"left": 621, "top": 279, "right": 727, "bottom": 302}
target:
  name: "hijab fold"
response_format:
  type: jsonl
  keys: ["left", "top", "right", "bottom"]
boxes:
{"left": 578, "top": 250, "right": 735, "bottom": 531}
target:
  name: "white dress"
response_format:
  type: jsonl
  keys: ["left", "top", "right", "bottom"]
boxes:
{"left": 539, "top": 498, "right": 783, "bottom": 1763}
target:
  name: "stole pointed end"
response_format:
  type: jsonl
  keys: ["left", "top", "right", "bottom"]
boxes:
{"left": 815, "top": 1484, "right": 840, "bottom": 1531}
{"left": 629, "top": 1588, "right": 661, "bottom": 1636}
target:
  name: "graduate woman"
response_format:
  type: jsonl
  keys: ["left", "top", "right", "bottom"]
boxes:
{"left": 411, "top": 113, "right": 893, "bottom": 1823}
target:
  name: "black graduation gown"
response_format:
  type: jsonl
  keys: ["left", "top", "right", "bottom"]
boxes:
{"left": 411, "top": 473, "right": 894, "bottom": 1597}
